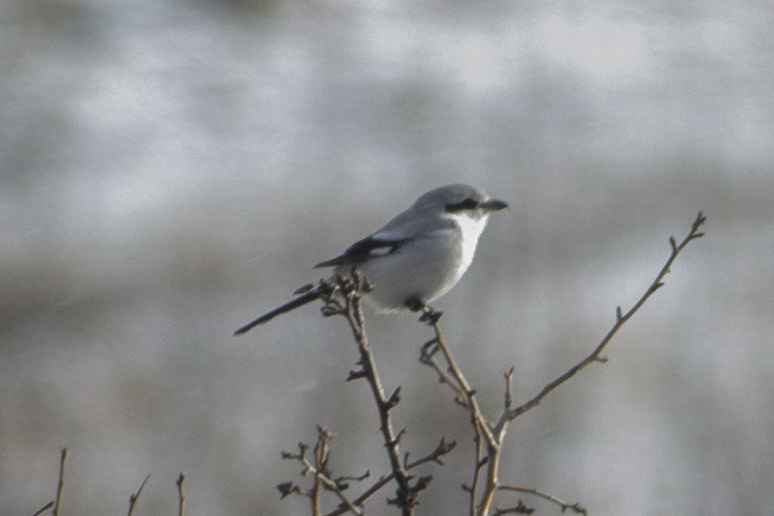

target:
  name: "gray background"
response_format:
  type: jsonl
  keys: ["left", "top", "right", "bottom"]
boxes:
{"left": 2, "top": 0, "right": 773, "bottom": 515}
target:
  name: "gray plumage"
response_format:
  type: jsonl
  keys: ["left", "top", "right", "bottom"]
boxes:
{"left": 234, "top": 184, "right": 507, "bottom": 335}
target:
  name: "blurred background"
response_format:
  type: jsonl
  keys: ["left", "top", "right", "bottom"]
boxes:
{"left": 2, "top": 0, "right": 773, "bottom": 514}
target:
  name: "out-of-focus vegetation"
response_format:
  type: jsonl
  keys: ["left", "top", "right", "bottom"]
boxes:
{"left": 2, "top": 0, "right": 773, "bottom": 515}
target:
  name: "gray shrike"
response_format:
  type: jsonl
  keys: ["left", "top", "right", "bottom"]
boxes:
{"left": 234, "top": 184, "right": 508, "bottom": 335}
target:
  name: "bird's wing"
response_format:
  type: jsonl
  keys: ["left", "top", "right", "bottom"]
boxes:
{"left": 314, "top": 235, "right": 409, "bottom": 267}
{"left": 314, "top": 210, "right": 457, "bottom": 269}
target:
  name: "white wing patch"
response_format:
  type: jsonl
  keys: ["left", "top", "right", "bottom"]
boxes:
{"left": 368, "top": 246, "right": 394, "bottom": 257}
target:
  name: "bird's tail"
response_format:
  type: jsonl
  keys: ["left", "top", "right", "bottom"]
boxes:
{"left": 233, "top": 289, "right": 321, "bottom": 335}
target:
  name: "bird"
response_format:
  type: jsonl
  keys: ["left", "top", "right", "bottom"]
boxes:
{"left": 234, "top": 184, "right": 508, "bottom": 335}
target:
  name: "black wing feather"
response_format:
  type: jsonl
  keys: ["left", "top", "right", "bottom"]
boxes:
{"left": 314, "top": 236, "right": 408, "bottom": 268}
{"left": 233, "top": 290, "right": 321, "bottom": 335}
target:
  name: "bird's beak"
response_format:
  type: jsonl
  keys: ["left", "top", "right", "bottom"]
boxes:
{"left": 480, "top": 199, "right": 509, "bottom": 212}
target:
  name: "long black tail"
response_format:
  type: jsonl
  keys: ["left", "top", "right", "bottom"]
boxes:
{"left": 233, "top": 290, "right": 321, "bottom": 335}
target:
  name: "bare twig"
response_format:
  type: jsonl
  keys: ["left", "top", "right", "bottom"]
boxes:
{"left": 311, "top": 429, "right": 325, "bottom": 516}
{"left": 420, "top": 339, "right": 467, "bottom": 400}
{"left": 491, "top": 499, "right": 535, "bottom": 515}
{"left": 276, "top": 271, "right": 452, "bottom": 515}
{"left": 176, "top": 472, "right": 186, "bottom": 516}
{"left": 32, "top": 501, "right": 53, "bottom": 516}
{"left": 52, "top": 448, "right": 67, "bottom": 516}
{"left": 333, "top": 271, "right": 420, "bottom": 514}
{"left": 277, "top": 481, "right": 305, "bottom": 499}
{"left": 429, "top": 325, "right": 497, "bottom": 449}
{"left": 324, "top": 438, "right": 455, "bottom": 516}
{"left": 127, "top": 474, "right": 151, "bottom": 516}
{"left": 429, "top": 322, "right": 502, "bottom": 515}
{"left": 500, "top": 211, "right": 706, "bottom": 424}
{"left": 278, "top": 412, "right": 454, "bottom": 515}
{"left": 280, "top": 441, "right": 364, "bottom": 515}
{"left": 421, "top": 318, "right": 502, "bottom": 513}
{"left": 310, "top": 432, "right": 331, "bottom": 516}
{"left": 419, "top": 213, "right": 706, "bottom": 515}
{"left": 306, "top": 426, "right": 366, "bottom": 516}
{"left": 278, "top": 278, "right": 451, "bottom": 514}
{"left": 498, "top": 485, "right": 586, "bottom": 515}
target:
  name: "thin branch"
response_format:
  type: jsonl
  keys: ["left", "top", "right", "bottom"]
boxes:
{"left": 418, "top": 213, "right": 706, "bottom": 516}
{"left": 127, "top": 474, "right": 151, "bottom": 516}
{"left": 311, "top": 429, "right": 325, "bottom": 516}
{"left": 176, "top": 472, "right": 186, "bottom": 516}
{"left": 491, "top": 499, "right": 535, "bottom": 515}
{"left": 428, "top": 321, "right": 504, "bottom": 516}
{"left": 430, "top": 323, "right": 497, "bottom": 449}
{"left": 280, "top": 440, "right": 366, "bottom": 514}
{"left": 336, "top": 471, "right": 372, "bottom": 484}
{"left": 420, "top": 313, "right": 497, "bottom": 515}
{"left": 499, "top": 211, "right": 706, "bottom": 425}
{"left": 32, "top": 501, "right": 53, "bottom": 516}
{"left": 323, "top": 476, "right": 390, "bottom": 516}
{"left": 498, "top": 485, "right": 586, "bottom": 515}
{"left": 304, "top": 427, "right": 365, "bottom": 515}
{"left": 323, "top": 436, "right": 456, "bottom": 516}
{"left": 461, "top": 429, "right": 486, "bottom": 516}
{"left": 333, "top": 271, "right": 419, "bottom": 514}
{"left": 277, "top": 481, "right": 306, "bottom": 500}
{"left": 52, "top": 448, "right": 67, "bottom": 516}
{"left": 420, "top": 339, "right": 468, "bottom": 402}
{"left": 406, "top": 437, "right": 456, "bottom": 469}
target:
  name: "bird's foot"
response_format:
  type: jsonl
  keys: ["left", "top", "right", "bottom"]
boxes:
{"left": 405, "top": 297, "right": 443, "bottom": 325}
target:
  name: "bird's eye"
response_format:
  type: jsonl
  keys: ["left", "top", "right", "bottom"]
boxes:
{"left": 445, "top": 198, "right": 479, "bottom": 213}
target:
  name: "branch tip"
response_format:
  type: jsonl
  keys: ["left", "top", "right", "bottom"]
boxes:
{"left": 346, "top": 369, "right": 367, "bottom": 381}
{"left": 385, "top": 387, "right": 402, "bottom": 410}
{"left": 32, "top": 501, "right": 53, "bottom": 516}
{"left": 53, "top": 448, "right": 67, "bottom": 516}
{"left": 127, "top": 473, "right": 151, "bottom": 516}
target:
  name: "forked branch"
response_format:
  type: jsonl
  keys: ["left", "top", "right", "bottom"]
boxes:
{"left": 420, "top": 212, "right": 706, "bottom": 515}
{"left": 500, "top": 211, "right": 706, "bottom": 424}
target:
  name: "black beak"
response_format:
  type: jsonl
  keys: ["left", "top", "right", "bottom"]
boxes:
{"left": 480, "top": 199, "right": 509, "bottom": 212}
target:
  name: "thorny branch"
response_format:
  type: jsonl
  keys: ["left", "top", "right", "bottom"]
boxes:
{"left": 277, "top": 213, "right": 704, "bottom": 515}
{"left": 498, "top": 485, "right": 586, "bottom": 515}
{"left": 324, "top": 437, "right": 456, "bottom": 516}
{"left": 333, "top": 270, "right": 419, "bottom": 514}
{"left": 278, "top": 427, "right": 365, "bottom": 516}
{"left": 501, "top": 211, "right": 706, "bottom": 423}
{"left": 176, "top": 472, "right": 186, "bottom": 516}
{"left": 127, "top": 474, "right": 151, "bottom": 516}
{"left": 53, "top": 448, "right": 67, "bottom": 516}
{"left": 37, "top": 451, "right": 189, "bottom": 516}
{"left": 277, "top": 271, "right": 458, "bottom": 515}
{"left": 280, "top": 434, "right": 455, "bottom": 516}
{"left": 419, "top": 212, "right": 706, "bottom": 515}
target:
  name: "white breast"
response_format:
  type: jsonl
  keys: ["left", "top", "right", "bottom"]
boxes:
{"left": 349, "top": 211, "right": 491, "bottom": 311}
{"left": 447, "top": 211, "right": 489, "bottom": 284}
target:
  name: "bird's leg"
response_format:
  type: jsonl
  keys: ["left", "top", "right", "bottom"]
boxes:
{"left": 405, "top": 296, "right": 443, "bottom": 325}
{"left": 420, "top": 307, "right": 443, "bottom": 325}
